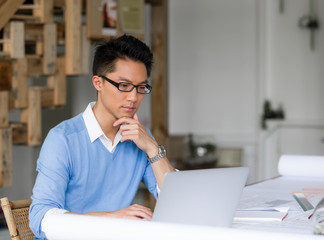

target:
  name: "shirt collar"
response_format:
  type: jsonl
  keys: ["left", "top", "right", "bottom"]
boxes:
{"left": 83, "top": 102, "right": 122, "bottom": 146}
{"left": 83, "top": 102, "right": 103, "bottom": 143}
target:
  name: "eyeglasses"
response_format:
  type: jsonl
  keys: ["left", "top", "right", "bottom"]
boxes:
{"left": 99, "top": 75, "right": 152, "bottom": 94}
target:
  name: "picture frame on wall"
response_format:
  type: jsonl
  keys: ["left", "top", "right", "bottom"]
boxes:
{"left": 86, "top": 0, "right": 144, "bottom": 39}
{"left": 119, "top": 0, "right": 144, "bottom": 34}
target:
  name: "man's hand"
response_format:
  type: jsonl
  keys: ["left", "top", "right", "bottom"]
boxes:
{"left": 113, "top": 114, "right": 159, "bottom": 158}
{"left": 113, "top": 113, "right": 175, "bottom": 188}
{"left": 66, "top": 204, "right": 153, "bottom": 220}
{"left": 108, "top": 204, "right": 153, "bottom": 220}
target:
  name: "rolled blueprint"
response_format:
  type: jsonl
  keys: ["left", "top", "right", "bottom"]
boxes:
{"left": 43, "top": 213, "right": 322, "bottom": 240}
{"left": 278, "top": 155, "right": 324, "bottom": 178}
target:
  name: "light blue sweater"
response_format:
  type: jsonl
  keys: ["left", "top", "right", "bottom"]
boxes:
{"left": 29, "top": 113, "right": 158, "bottom": 239}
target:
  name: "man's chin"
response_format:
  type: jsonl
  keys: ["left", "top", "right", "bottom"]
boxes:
{"left": 119, "top": 113, "right": 135, "bottom": 119}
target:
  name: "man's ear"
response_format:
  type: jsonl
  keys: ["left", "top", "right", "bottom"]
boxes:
{"left": 92, "top": 75, "right": 102, "bottom": 91}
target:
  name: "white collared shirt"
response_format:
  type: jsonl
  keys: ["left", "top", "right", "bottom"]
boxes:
{"left": 82, "top": 102, "right": 122, "bottom": 153}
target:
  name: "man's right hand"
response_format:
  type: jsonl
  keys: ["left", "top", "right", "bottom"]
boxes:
{"left": 66, "top": 204, "right": 153, "bottom": 221}
{"left": 107, "top": 204, "right": 153, "bottom": 220}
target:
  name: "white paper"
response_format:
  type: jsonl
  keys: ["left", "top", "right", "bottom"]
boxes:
{"left": 234, "top": 211, "right": 288, "bottom": 222}
{"left": 278, "top": 155, "right": 324, "bottom": 178}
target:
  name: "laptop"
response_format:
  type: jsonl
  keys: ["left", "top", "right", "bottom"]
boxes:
{"left": 152, "top": 167, "right": 249, "bottom": 227}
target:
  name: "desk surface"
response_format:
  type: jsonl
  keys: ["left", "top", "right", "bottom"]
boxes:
{"left": 233, "top": 176, "right": 324, "bottom": 235}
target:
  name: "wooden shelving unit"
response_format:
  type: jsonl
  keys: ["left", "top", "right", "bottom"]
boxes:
{"left": 0, "top": 0, "right": 90, "bottom": 187}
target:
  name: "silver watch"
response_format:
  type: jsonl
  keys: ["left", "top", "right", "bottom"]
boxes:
{"left": 147, "top": 145, "right": 166, "bottom": 163}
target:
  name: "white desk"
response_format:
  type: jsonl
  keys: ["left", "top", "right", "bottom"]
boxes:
{"left": 44, "top": 176, "right": 324, "bottom": 240}
{"left": 233, "top": 176, "right": 324, "bottom": 235}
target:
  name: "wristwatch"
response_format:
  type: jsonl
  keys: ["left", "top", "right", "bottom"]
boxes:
{"left": 147, "top": 145, "right": 166, "bottom": 163}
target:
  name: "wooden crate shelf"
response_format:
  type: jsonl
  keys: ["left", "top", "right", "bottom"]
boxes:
{"left": 0, "top": 0, "right": 90, "bottom": 186}
{"left": 0, "top": 127, "right": 12, "bottom": 187}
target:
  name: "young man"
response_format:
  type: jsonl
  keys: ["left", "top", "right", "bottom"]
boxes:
{"left": 29, "top": 35, "right": 175, "bottom": 239}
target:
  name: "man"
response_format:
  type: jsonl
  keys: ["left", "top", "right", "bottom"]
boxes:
{"left": 29, "top": 35, "right": 175, "bottom": 239}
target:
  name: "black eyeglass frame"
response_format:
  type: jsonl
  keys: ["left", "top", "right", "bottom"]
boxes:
{"left": 98, "top": 75, "right": 152, "bottom": 94}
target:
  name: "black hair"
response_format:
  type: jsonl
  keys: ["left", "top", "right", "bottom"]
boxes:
{"left": 92, "top": 35, "right": 153, "bottom": 78}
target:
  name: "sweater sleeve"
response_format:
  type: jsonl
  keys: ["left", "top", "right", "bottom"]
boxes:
{"left": 141, "top": 128, "right": 158, "bottom": 199}
{"left": 29, "top": 128, "right": 71, "bottom": 239}
{"left": 142, "top": 158, "right": 159, "bottom": 199}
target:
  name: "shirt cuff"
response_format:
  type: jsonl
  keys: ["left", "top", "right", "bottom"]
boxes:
{"left": 41, "top": 208, "right": 68, "bottom": 233}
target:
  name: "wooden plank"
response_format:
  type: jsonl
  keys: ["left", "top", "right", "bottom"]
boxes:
{"left": 47, "top": 57, "right": 66, "bottom": 106}
{"left": 0, "top": 60, "right": 12, "bottom": 91}
{"left": 81, "top": 25, "right": 90, "bottom": 74}
{"left": 149, "top": 2, "right": 168, "bottom": 210}
{"left": 54, "top": 0, "right": 65, "bottom": 7}
{"left": 40, "top": 87, "right": 54, "bottom": 108}
{"left": 0, "top": 127, "right": 12, "bottom": 187}
{"left": 65, "top": 0, "right": 82, "bottom": 75}
{"left": 0, "top": 91, "right": 9, "bottom": 127}
{"left": 19, "top": 4, "right": 40, "bottom": 10}
{"left": 0, "top": 0, "right": 25, "bottom": 30}
{"left": 12, "top": 58, "right": 28, "bottom": 108}
{"left": 11, "top": 122, "right": 27, "bottom": 145}
{"left": 23, "top": 86, "right": 54, "bottom": 108}
{"left": 11, "top": 14, "right": 40, "bottom": 22}
{"left": 25, "top": 23, "right": 43, "bottom": 42}
{"left": 21, "top": 87, "right": 42, "bottom": 146}
{"left": 151, "top": 3, "right": 168, "bottom": 146}
{"left": 33, "top": 0, "right": 54, "bottom": 23}
{"left": 36, "top": 41, "right": 43, "bottom": 55}
{"left": 0, "top": 39, "right": 10, "bottom": 43}
{"left": 86, "top": 0, "right": 103, "bottom": 38}
{"left": 43, "top": 23, "right": 57, "bottom": 74}
{"left": 3, "top": 21, "right": 25, "bottom": 59}
{"left": 27, "top": 56, "right": 43, "bottom": 77}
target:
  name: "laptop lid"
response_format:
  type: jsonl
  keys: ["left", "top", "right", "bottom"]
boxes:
{"left": 152, "top": 167, "right": 249, "bottom": 227}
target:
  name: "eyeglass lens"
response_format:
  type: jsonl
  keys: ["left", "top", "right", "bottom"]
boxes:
{"left": 119, "top": 83, "right": 150, "bottom": 94}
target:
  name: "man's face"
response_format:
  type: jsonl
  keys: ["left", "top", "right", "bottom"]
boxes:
{"left": 98, "top": 58, "right": 147, "bottom": 121}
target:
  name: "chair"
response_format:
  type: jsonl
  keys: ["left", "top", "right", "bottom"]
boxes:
{"left": 0, "top": 197, "right": 34, "bottom": 240}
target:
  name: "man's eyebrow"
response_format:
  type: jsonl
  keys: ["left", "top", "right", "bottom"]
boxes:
{"left": 119, "top": 77, "right": 148, "bottom": 84}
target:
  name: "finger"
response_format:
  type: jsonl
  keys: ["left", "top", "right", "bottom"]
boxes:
{"left": 120, "top": 127, "right": 140, "bottom": 136}
{"left": 126, "top": 215, "right": 142, "bottom": 220}
{"left": 113, "top": 117, "right": 137, "bottom": 127}
{"left": 131, "top": 204, "right": 153, "bottom": 216}
{"left": 133, "top": 113, "right": 139, "bottom": 121}
{"left": 131, "top": 209, "right": 152, "bottom": 220}
{"left": 121, "top": 133, "right": 143, "bottom": 143}
{"left": 119, "top": 123, "right": 140, "bottom": 132}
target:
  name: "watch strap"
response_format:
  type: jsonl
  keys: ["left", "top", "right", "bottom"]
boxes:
{"left": 147, "top": 145, "right": 166, "bottom": 163}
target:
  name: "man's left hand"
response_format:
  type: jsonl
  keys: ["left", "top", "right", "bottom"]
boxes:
{"left": 113, "top": 114, "right": 158, "bottom": 158}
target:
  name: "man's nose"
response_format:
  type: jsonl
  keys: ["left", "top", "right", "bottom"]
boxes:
{"left": 126, "top": 87, "right": 138, "bottom": 101}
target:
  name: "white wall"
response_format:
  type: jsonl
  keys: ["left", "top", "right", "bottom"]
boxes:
{"left": 168, "top": 0, "right": 259, "bottom": 183}
{"left": 168, "top": 0, "right": 258, "bottom": 145}
{"left": 264, "top": 0, "right": 324, "bottom": 123}
{"left": 258, "top": 0, "right": 324, "bottom": 180}
{"left": 168, "top": 0, "right": 324, "bottom": 182}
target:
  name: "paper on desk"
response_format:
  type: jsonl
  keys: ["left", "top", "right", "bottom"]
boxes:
{"left": 237, "top": 207, "right": 289, "bottom": 212}
{"left": 234, "top": 207, "right": 289, "bottom": 222}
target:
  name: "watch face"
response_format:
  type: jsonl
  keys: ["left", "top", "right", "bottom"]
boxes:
{"left": 159, "top": 145, "right": 166, "bottom": 155}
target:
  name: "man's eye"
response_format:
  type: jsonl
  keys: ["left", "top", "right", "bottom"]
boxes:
{"left": 138, "top": 85, "right": 146, "bottom": 90}
{"left": 120, "top": 83, "right": 131, "bottom": 88}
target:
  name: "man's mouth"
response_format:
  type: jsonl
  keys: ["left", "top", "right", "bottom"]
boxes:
{"left": 122, "top": 106, "right": 135, "bottom": 112}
